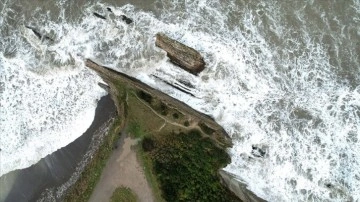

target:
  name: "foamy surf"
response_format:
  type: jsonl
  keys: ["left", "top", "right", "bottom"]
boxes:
{"left": 0, "top": 53, "right": 106, "bottom": 176}
{"left": 1, "top": 0, "right": 359, "bottom": 201}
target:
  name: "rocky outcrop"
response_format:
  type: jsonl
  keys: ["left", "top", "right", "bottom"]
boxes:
{"left": 155, "top": 33, "right": 205, "bottom": 75}
{"left": 219, "top": 170, "right": 267, "bottom": 202}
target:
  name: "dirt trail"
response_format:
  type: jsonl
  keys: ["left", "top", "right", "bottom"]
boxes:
{"left": 88, "top": 136, "right": 154, "bottom": 202}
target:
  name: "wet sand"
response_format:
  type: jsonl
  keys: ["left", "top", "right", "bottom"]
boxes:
{"left": 0, "top": 95, "right": 116, "bottom": 202}
{"left": 89, "top": 136, "right": 154, "bottom": 202}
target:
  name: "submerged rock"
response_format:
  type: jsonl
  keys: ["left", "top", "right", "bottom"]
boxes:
{"left": 120, "top": 15, "right": 133, "bottom": 24}
{"left": 155, "top": 33, "right": 205, "bottom": 75}
{"left": 93, "top": 12, "right": 106, "bottom": 20}
{"left": 291, "top": 108, "right": 313, "bottom": 120}
{"left": 25, "top": 25, "right": 54, "bottom": 42}
{"left": 25, "top": 25, "right": 42, "bottom": 39}
{"left": 251, "top": 144, "right": 268, "bottom": 158}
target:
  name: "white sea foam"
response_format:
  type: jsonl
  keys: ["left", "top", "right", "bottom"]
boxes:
{"left": 0, "top": 54, "right": 106, "bottom": 176}
{"left": 0, "top": 4, "right": 108, "bottom": 176}
{"left": 1, "top": 0, "right": 359, "bottom": 201}
{"left": 99, "top": 2, "right": 359, "bottom": 201}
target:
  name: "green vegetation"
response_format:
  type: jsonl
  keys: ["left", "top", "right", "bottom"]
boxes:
{"left": 112, "top": 83, "right": 166, "bottom": 201}
{"left": 172, "top": 113, "right": 179, "bottom": 119}
{"left": 159, "top": 103, "right": 168, "bottom": 116}
{"left": 142, "top": 129, "right": 240, "bottom": 202}
{"left": 127, "top": 121, "right": 146, "bottom": 138}
{"left": 126, "top": 87, "right": 238, "bottom": 201}
{"left": 137, "top": 141, "right": 165, "bottom": 202}
{"left": 137, "top": 90, "right": 153, "bottom": 104}
{"left": 110, "top": 187, "right": 138, "bottom": 202}
{"left": 64, "top": 118, "right": 123, "bottom": 202}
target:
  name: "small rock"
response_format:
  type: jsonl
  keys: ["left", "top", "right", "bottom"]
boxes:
{"left": 93, "top": 12, "right": 106, "bottom": 20}
{"left": 25, "top": 25, "right": 54, "bottom": 42}
{"left": 25, "top": 25, "right": 42, "bottom": 39}
{"left": 120, "top": 15, "right": 133, "bottom": 24}
{"left": 251, "top": 144, "right": 267, "bottom": 158}
{"left": 325, "top": 183, "right": 332, "bottom": 188}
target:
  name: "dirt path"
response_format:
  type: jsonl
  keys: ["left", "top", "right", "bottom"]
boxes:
{"left": 88, "top": 135, "right": 154, "bottom": 202}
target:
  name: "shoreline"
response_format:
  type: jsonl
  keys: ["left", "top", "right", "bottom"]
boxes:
{"left": 0, "top": 95, "right": 116, "bottom": 202}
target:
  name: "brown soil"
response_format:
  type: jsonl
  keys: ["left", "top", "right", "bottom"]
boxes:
{"left": 88, "top": 136, "right": 154, "bottom": 202}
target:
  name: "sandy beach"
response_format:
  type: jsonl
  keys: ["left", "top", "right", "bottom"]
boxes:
{"left": 89, "top": 135, "right": 154, "bottom": 202}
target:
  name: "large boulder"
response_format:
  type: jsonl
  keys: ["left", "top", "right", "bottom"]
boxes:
{"left": 155, "top": 33, "right": 205, "bottom": 75}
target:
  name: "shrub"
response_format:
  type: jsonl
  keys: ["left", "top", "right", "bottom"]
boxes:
{"left": 142, "top": 136, "right": 155, "bottom": 152}
{"left": 172, "top": 113, "right": 179, "bottom": 119}
{"left": 137, "top": 90, "right": 153, "bottom": 104}
{"left": 184, "top": 121, "right": 190, "bottom": 127}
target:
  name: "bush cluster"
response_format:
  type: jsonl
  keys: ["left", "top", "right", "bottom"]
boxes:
{"left": 143, "top": 130, "right": 239, "bottom": 202}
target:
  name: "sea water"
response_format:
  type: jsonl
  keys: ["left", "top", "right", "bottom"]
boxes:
{"left": 0, "top": 0, "right": 359, "bottom": 201}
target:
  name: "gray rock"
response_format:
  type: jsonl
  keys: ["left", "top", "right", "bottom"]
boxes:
{"left": 120, "top": 15, "right": 133, "bottom": 24}
{"left": 93, "top": 12, "right": 106, "bottom": 20}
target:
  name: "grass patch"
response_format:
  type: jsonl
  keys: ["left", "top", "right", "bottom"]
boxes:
{"left": 64, "top": 117, "right": 122, "bottom": 202}
{"left": 136, "top": 143, "right": 165, "bottom": 202}
{"left": 127, "top": 121, "right": 146, "bottom": 138}
{"left": 110, "top": 186, "right": 138, "bottom": 202}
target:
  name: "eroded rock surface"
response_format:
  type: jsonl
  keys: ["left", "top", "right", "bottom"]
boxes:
{"left": 155, "top": 33, "right": 205, "bottom": 75}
